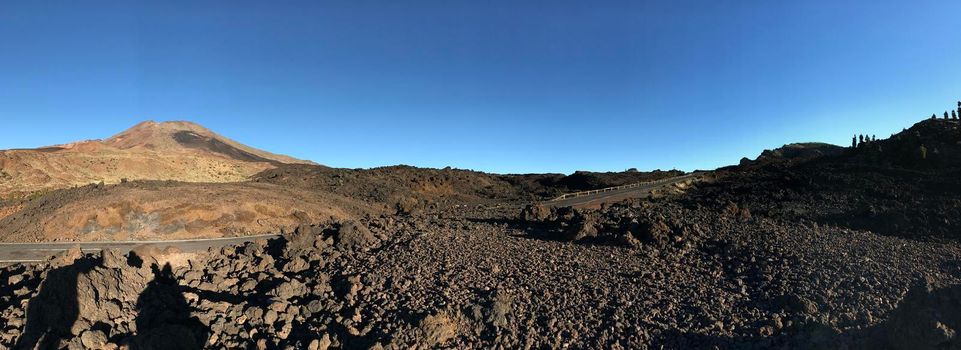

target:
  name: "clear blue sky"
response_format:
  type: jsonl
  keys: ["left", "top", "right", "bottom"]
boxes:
{"left": 2, "top": 1, "right": 959, "bottom": 174}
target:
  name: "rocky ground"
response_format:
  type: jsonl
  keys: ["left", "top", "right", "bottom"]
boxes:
{"left": 0, "top": 158, "right": 677, "bottom": 242}
{"left": 2, "top": 197, "right": 961, "bottom": 349}
{"left": 1, "top": 118, "right": 961, "bottom": 349}
{"left": 252, "top": 164, "right": 683, "bottom": 213}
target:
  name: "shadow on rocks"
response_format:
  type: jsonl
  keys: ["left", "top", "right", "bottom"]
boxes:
{"left": 465, "top": 216, "right": 570, "bottom": 242}
{"left": 16, "top": 256, "right": 97, "bottom": 350}
{"left": 129, "top": 263, "right": 209, "bottom": 350}
{"left": 470, "top": 206, "right": 652, "bottom": 248}
{"left": 879, "top": 278, "right": 961, "bottom": 350}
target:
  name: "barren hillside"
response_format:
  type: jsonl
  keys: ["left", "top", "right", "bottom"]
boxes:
{"left": 0, "top": 180, "right": 371, "bottom": 242}
{"left": 0, "top": 121, "right": 314, "bottom": 199}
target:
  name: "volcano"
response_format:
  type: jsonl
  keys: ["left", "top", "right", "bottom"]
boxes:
{"left": 0, "top": 120, "right": 314, "bottom": 199}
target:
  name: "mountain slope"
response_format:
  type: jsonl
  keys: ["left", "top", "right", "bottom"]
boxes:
{"left": 103, "top": 121, "right": 311, "bottom": 164}
{"left": 704, "top": 118, "right": 961, "bottom": 239}
{"left": 0, "top": 180, "right": 367, "bottom": 242}
{"left": 0, "top": 120, "right": 314, "bottom": 198}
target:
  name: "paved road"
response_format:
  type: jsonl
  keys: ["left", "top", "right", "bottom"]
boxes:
{"left": 0, "top": 233, "right": 281, "bottom": 264}
{"left": 545, "top": 173, "right": 702, "bottom": 208}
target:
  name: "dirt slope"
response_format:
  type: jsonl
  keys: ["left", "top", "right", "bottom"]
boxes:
{"left": 0, "top": 180, "right": 372, "bottom": 242}
{"left": 0, "top": 121, "right": 313, "bottom": 199}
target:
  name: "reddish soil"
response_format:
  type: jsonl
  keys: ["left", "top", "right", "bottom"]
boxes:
{"left": 0, "top": 121, "right": 312, "bottom": 200}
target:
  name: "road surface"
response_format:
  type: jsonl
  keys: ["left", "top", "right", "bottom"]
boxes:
{"left": 545, "top": 173, "right": 702, "bottom": 208}
{"left": 0, "top": 233, "right": 281, "bottom": 264}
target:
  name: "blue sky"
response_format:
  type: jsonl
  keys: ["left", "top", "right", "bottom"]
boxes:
{"left": 1, "top": 1, "right": 959, "bottom": 174}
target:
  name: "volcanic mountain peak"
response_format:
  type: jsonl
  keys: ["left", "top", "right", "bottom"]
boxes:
{"left": 0, "top": 120, "right": 314, "bottom": 198}
{"left": 104, "top": 120, "right": 210, "bottom": 149}
{"left": 100, "top": 120, "right": 313, "bottom": 165}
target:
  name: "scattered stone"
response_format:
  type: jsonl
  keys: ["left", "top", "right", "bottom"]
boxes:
{"left": 80, "top": 329, "right": 107, "bottom": 349}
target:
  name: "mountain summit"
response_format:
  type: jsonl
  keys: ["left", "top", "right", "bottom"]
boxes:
{"left": 0, "top": 120, "right": 313, "bottom": 198}
{"left": 102, "top": 121, "right": 311, "bottom": 165}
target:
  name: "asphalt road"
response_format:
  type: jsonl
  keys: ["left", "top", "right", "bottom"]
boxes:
{"left": 0, "top": 233, "right": 281, "bottom": 264}
{"left": 545, "top": 173, "right": 701, "bottom": 208}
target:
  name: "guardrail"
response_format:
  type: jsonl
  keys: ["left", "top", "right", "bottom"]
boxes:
{"left": 548, "top": 173, "right": 700, "bottom": 202}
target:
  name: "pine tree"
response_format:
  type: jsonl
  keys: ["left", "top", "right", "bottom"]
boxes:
{"left": 945, "top": 111, "right": 950, "bottom": 119}
{"left": 852, "top": 135, "right": 857, "bottom": 148}
{"left": 859, "top": 134, "right": 864, "bottom": 145}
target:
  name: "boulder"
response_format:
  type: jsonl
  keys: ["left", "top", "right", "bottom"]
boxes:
{"left": 50, "top": 245, "right": 84, "bottom": 268}
{"left": 775, "top": 294, "right": 819, "bottom": 315}
{"left": 80, "top": 329, "right": 107, "bottom": 349}
{"left": 335, "top": 221, "right": 378, "bottom": 251}
{"left": 100, "top": 248, "right": 126, "bottom": 269}
{"left": 271, "top": 279, "right": 308, "bottom": 300}
{"left": 519, "top": 204, "right": 551, "bottom": 222}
